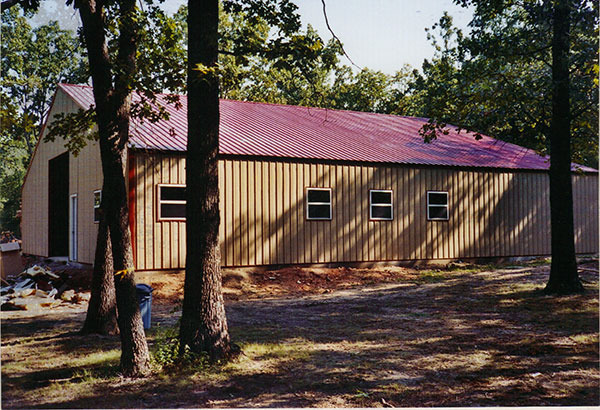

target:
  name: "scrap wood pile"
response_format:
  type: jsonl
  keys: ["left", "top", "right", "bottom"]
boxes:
{"left": 0, "top": 231, "right": 19, "bottom": 244}
{"left": 1, "top": 264, "right": 90, "bottom": 311}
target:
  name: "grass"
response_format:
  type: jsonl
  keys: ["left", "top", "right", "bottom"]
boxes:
{"left": 413, "top": 269, "right": 449, "bottom": 283}
{"left": 2, "top": 260, "right": 598, "bottom": 408}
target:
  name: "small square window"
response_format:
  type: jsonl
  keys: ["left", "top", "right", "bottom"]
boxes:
{"left": 306, "top": 188, "right": 331, "bottom": 220}
{"left": 158, "top": 184, "right": 186, "bottom": 221}
{"left": 427, "top": 191, "right": 449, "bottom": 221}
{"left": 93, "top": 190, "right": 101, "bottom": 223}
{"left": 370, "top": 190, "right": 393, "bottom": 220}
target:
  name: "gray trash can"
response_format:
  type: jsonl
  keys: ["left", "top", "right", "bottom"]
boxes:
{"left": 135, "top": 284, "right": 153, "bottom": 329}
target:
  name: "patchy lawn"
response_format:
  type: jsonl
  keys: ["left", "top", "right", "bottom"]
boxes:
{"left": 2, "top": 259, "right": 598, "bottom": 408}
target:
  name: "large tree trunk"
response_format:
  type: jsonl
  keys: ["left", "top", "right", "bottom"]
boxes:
{"left": 544, "top": 0, "right": 583, "bottom": 295}
{"left": 81, "top": 203, "right": 119, "bottom": 335}
{"left": 100, "top": 138, "right": 150, "bottom": 376}
{"left": 75, "top": 0, "right": 150, "bottom": 376}
{"left": 179, "top": 0, "right": 234, "bottom": 361}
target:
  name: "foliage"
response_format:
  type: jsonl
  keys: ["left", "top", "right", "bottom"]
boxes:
{"left": 409, "top": 2, "right": 598, "bottom": 167}
{"left": 330, "top": 65, "right": 413, "bottom": 114}
{"left": 0, "top": 8, "right": 87, "bottom": 233}
{"left": 420, "top": 0, "right": 594, "bottom": 293}
{"left": 151, "top": 326, "right": 210, "bottom": 372}
{"left": 221, "top": 25, "right": 343, "bottom": 106}
{"left": 45, "top": 3, "right": 416, "bottom": 155}
{"left": 217, "top": 16, "right": 415, "bottom": 113}
{"left": 0, "top": 166, "right": 25, "bottom": 235}
{"left": 0, "top": 0, "right": 40, "bottom": 13}
{"left": 45, "top": 2, "right": 187, "bottom": 152}
{"left": 1, "top": 8, "right": 87, "bottom": 156}
{"left": 170, "top": 5, "right": 414, "bottom": 113}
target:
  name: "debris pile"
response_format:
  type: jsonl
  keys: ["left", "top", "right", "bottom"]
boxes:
{"left": 1, "top": 265, "right": 90, "bottom": 311}
{"left": 0, "top": 231, "right": 19, "bottom": 244}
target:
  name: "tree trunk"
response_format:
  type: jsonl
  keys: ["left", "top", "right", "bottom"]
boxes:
{"left": 75, "top": 0, "right": 150, "bottom": 376}
{"left": 101, "top": 139, "right": 150, "bottom": 376}
{"left": 179, "top": 0, "right": 234, "bottom": 361}
{"left": 544, "top": 0, "right": 583, "bottom": 295}
{"left": 81, "top": 202, "right": 119, "bottom": 335}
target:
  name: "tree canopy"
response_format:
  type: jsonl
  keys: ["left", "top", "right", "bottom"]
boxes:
{"left": 408, "top": 2, "right": 598, "bottom": 167}
{"left": 0, "top": 8, "right": 87, "bottom": 234}
{"left": 2, "top": 0, "right": 597, "bottom": 238}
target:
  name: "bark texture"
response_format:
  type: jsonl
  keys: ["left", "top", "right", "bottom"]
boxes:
{"left": 179, "top": 0, "right": 234, "bottom": 361}
{"left": 75, "top": 0, "right": 150, "bottom": 376}
{"left": 544, "top": 0, "right": 583, "bottom": 295}
{"left": 81, "top": 204, "right": 119, "bottom": 335}
{"left": 101, "top": 140, "right": 149, "bottom": 375}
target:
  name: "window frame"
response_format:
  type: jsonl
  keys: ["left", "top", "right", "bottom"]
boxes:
{"left": 93, "top": 190, "right": 102, "bottom": 224}
{"left": 157, "top": 183, "right": 186, "bottom": 221}
{"left": 427, "top": 190, "right": 449, "bottom": 221}
{"left": 369, "top": 189, "right": 393, "bottom": 221}
{"left": 306, "top": 187, "right": 332, "bottom": 220}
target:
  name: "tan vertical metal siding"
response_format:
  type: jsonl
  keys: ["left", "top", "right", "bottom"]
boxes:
{"left": 133, "top": 152, "right": 187, "bottom": 271}
{"left": 130, "top": 153, "right": 598, "bottom": 270}
{"left": 21, "top": 88, "right": 102, "bottom": 263}
{"left": 24, "top": 94, "right": 597, "bottom": 270}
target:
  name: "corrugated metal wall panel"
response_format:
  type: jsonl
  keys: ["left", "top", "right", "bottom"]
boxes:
{"left": 130, "top": 154, "right": 598, "bottom": 270}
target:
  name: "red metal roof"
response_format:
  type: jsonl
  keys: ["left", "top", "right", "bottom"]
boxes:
{"left": 58, "top": 83, "right": 596, "bottom": 172}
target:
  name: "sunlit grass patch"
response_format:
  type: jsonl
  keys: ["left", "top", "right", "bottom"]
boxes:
{"left": 554, "top": 298, "right": 599, "bottom": 315}
{"left": 240, "top": 338, "right": 312, "bottom": 362}
{"left": 448, "top": 263, "right": 499, "bottom": 273}
{"left": 568, "top": 333, "right": 599, "bottom": 344}
{"left": 524, "top": 257, "right": 551, "bottom": 267}
{"left": 414, "top": 262, "right": 500, "bottom": 282}
{"left": 2, "top": 341, "right": 122, "bottom": 409}
{"left": 19, "top": 378, "right": 111, "bottom": 407}
{"left": 415, "top": 270, "right": 449, "bottom": 283}
{"left": 497, "top": 281, "right": 542, "bottom": 295}
{"left": 72, "top": 349, "right": 121, "bottom": 369}
{"left": 2, "top": 335, "right": 120, "bottom": 375}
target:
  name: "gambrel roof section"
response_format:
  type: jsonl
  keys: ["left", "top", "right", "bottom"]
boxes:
{"left": 59, "top": 83, "right": 596, "bottom": 172}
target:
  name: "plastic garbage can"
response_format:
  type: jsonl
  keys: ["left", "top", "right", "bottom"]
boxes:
{"left": 135, "top": 284, "right": 153, "bottom": 329}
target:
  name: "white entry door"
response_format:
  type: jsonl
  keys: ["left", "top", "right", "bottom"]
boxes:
{"left": 69, "top": 194, "right": 78, "bottom": 261}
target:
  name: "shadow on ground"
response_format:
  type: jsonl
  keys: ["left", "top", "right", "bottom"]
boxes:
{"left": 2, "top": 263, "right": 598, "bottom": 408}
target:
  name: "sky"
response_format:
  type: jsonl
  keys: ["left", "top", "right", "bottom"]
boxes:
{"left": 30, "top": 0, "right": 473, "bottom": 75}
{"left": 292, "top": 0, "right": 473, "bottom": 73}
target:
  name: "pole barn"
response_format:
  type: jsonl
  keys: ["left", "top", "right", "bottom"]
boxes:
{"left": 21, "top": 84, "right": 599, "bottom": 270}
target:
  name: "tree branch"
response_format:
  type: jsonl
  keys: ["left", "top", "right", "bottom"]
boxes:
{"left": 320, "top": 0, "right": 360, "bottom": 70}
{"left": 570, "top": 98, "right": 596, "bottom": 121}
{"left": 1, "top": 0, "right": 18, "bottom": 11}
{"left": 1, "top": 0, "right": 39, "bottom": 12}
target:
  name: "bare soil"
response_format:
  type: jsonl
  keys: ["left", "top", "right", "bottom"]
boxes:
{"left": 142, "top": 264, "right": 462, "bottom": 304}
{"left": 2, "top": 259, "right": 599, "bottom": 408}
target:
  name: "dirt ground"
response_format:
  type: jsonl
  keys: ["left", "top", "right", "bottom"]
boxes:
{"left": 2, "top": 259, "right": 599, "bottom": 408}
{"left": 141, "top": 262, "right": 518, "bottom": 304}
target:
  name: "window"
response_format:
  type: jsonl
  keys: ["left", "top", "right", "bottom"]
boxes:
{"left": 370, "top": 190, "right": 393, "bottom": 220}
{"left": 158, "top": 184, "right": 186, "bottom": 220}
{"left": 306, "top": 188, "right": 331, "bottom": 220}
{"left": 93, "top": 190, "right": 101, "bottom": 223}
{"left": 427, "top": 191, "right": 449, "bottom": 220}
